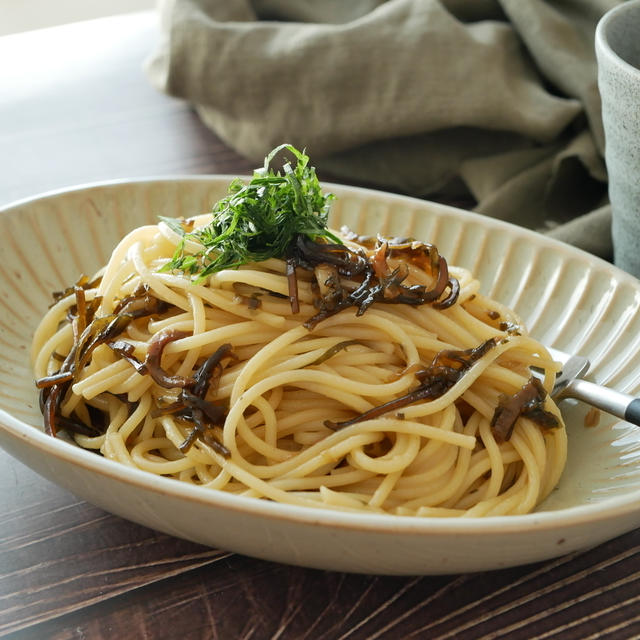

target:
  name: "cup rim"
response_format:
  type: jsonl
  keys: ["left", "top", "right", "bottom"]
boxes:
{"left": 596, "top": 0, "right": 640, "bottom": 78}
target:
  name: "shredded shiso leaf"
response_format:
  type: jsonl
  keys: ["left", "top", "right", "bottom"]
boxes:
{"left": 161, "top": 144, "right": 339, "bottom": 280}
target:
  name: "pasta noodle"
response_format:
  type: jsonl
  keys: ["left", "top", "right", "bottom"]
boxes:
{"left": 32, "top": 216, "right": 567, "bottom": 517}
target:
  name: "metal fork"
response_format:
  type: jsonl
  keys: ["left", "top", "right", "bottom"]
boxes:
{"left": 546, "top": 346, "right": 640, "bottom": 426}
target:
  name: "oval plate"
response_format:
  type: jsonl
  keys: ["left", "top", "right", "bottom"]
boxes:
{"left": 1, "top": 177, "right": 640, "bottom": 575}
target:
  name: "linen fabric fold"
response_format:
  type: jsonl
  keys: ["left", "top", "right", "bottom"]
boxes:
{"left": 147, "top": 0, "right": 621, "bottom": 260}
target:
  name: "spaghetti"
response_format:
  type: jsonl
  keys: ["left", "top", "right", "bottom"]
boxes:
{"left": 31, "top": 148, "right": 566, "bottom": 517}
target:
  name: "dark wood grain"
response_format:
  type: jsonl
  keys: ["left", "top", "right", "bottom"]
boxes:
{"left": 1, "top": 10, "right": 639, "bottom": 640}
{"left": 4, "top": 522, "right": 640, "bottom": 639}
{"left": 0, "top": 449, "right": 227, "bottom": 636}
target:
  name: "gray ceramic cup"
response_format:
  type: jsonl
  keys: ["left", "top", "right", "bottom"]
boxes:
{"left": 596, "top": 0, "right": 640, "bottom": 277}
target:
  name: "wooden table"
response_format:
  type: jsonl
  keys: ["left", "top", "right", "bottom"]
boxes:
{"left": 1, "top": 12, "right": 639, "bottom": 640}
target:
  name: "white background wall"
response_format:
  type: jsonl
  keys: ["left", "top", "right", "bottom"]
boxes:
{"left": 0, "top": 0, "right": 156, "bottom": 36}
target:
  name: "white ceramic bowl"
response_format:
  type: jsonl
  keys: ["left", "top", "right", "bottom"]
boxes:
{"left": 2, "top": 178, "right": 640, "bottom": 575}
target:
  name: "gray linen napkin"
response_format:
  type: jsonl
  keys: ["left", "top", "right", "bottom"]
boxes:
{"left": 147, "top": 0, "right": 621, "bottom": 260}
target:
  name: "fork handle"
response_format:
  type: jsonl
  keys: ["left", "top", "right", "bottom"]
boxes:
{"left": 562, "top": 379, "right": 640, "bottom": 426}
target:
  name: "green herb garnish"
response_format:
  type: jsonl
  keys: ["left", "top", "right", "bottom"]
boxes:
{"left": 161, "top": 144, "right": 339, "bottom": 280}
